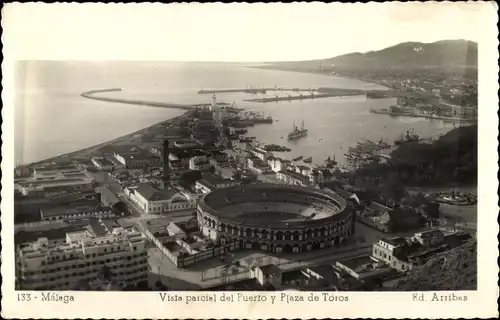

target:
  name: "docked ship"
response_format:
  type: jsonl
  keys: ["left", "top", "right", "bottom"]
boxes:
{"left": 239, "top": 136, "right": 256, "bottom": 143}
{"left": 287, "top": 120, "right": 308, "bottom": 140}
{"left": 394, "top": 129, "right": 420, "bottom": 145}
{"left": 303, "top": 157, "right": 313, "bottom": 163}
{"left": 292, "top": 156, "right": 304, "bottom": 161}
{"left": 234, "top": 128, "right": 248, "bottom": 135}
{"left": 252, "top": 112, "right": 274, "bottom": 124}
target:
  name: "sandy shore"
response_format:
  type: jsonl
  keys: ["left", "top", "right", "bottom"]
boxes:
{"left": 27, "top": 110, "right": 193, "bottom": 167}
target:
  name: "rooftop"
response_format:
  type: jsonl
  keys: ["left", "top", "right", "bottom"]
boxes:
{"left": 15, "top": 225, "right": 87, "bottom": 245}
{"left": 41, "top": 199, "right": 109, "bottom": 218}
{"left": 33, "top": 164, "right": 80, "bottom": 173}
{"left": 278, "top": 170, "right": 310, "bottom": 185}
{"left": 135, "top": 183, "right": 177, "bottom": 201}
{"left": 96, "top": 186, "right": 119, "bottom": 203}
{"left": 204, "top": 278, "right": 275, "bottom": 291}
{"left": 115, "top": 146, "right": 159, "bottom": 161}
{"left": 259, "top": 264, "right": 282, "bottom": 277}
{"left": 198, "top": 173, "right": 235, "bottom": 188}
{"left": 336, "top": 254, "right": 383, "bottom": 273}
{"left": 67, "top": 230, "right": 91, "bottom": 242}
{"left": 381, "top": 237, "right": 408, "bottom": 247}
{"left": 169, "top": 147, "right": 208, "bottom": 159}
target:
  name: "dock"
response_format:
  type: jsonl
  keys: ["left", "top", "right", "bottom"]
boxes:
{"left": 243, "top": 92, "right": 362, "bottom": 103}
{"left": 198, "top": 88, "right": 319, "bottom": 95}
{"left": 370, "top": 109, "right": 477, "bottom": 123}
{"left": 81, "top": 88, "right": 195, "bottom": 110}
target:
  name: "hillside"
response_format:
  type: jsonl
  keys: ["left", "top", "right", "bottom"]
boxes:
{"left": 350, "top": 124, "right": 478, "bottom": 188}
{"left": 394, "top": 240, "right": 477, "bottom": 291}
{"left": 266, "top": 39, "right": 477, "bottom": 72}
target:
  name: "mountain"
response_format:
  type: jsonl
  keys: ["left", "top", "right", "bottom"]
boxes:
{"left": 269, "top": 40, "right": 478, "bottom": 71}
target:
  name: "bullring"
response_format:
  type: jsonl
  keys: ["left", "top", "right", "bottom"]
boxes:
{"left": 197, "top": 183, "right": 354, "bottom": 254}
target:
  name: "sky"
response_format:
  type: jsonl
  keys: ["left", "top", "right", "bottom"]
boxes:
{"left": 3, "top": 2, "right": 496, "bottom": 62}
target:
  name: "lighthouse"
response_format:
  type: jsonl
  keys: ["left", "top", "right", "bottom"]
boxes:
{"left": 211, "top": 94, "right": 223, "bottom": 130}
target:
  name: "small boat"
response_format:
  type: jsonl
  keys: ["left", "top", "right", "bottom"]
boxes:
{"left": 303, "top": 157, "right": 312, "bottom": 163}
{"left": 293, "top": 156, "right": 303, "bottom": 161}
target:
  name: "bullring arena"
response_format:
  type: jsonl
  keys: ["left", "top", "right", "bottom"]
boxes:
{"left": 197, "top": 183, "right": 355, "bottom": 254}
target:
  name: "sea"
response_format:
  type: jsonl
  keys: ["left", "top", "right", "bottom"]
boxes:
{"left": 14, "top": 61, "right": 457, "bottom": 166}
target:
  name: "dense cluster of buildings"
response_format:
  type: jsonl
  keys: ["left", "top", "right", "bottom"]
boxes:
{"left": 206, "top": 227, "right": 472, "bottom": 291}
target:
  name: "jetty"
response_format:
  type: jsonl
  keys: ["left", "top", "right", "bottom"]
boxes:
{"left": 198, "top": 88, "right": 319, "bottom": 95}
{"left": 243, "top": 92, "right": 361, "bottom": 103}
{"left": 81, "top": 88, "right": 195, "bottom": 110}
{"left": 370, "top": 108, "right": 477, "bottom": 123}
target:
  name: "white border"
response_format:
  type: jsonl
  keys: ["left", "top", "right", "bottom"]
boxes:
{"left": 2, "top": 2, "right": 499, "bottom": 319}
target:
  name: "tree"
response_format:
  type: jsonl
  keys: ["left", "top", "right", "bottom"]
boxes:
{"left": 423, "top": 201, "right": 440, "bottom": 220}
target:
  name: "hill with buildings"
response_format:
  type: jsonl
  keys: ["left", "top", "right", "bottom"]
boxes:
{"left": 264, "top": 39, "right": 477, "bottom": 72}
{"left": 349, "top": 124, "right": 478, "bottom": 190}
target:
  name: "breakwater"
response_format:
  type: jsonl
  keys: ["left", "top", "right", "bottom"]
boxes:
{"left": 370, "top": 109, "right": 477, "bottom": 123}
{"left": 198, "top": 88, "right": 318, "bottom": 94}
{"left": 243, "top": 92, "right": 362, "bottom": 103}
{"left": 81, "top": 88, "right": 195, "bottom": 110}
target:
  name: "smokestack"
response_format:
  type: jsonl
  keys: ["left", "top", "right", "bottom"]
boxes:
{"left": 162, "top": 140, "right": 170, "bottom": 189}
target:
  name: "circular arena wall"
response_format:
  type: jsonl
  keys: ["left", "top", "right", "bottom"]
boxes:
{"left": 197, "top": 183, "right": 354, "bottom": 254}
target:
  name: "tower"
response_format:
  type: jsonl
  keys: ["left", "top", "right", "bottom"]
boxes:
{"left": 161, "top": 140, "right": 170, "bottom": 189}
{"left": 212, "top": 94, "right": 223, "bottom": 130}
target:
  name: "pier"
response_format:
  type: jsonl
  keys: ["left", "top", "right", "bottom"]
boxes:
{"left": 197, "top": 88, "right": 319, "bottom": 95}
{"left": 370, "top": 109, "right": 477, "bottom": 123}
{"left": 243, "top": 91, "right": 362, "bottom": 103}
{"left": 81, "top": 88, "right": 195, "bottom": 110}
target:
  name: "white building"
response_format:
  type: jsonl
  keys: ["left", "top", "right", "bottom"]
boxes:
{"left": 129, "top": 183, "right": 196, "bottom": 214}
{"left": 16, "top": 227, "right": 148, "bottom": 290}
{"left": 372, "top": 237, "right": 411, "bottom": 272}
{"left": 189, "top": 154, "right": 211, "bottom": 172}
{"left": 250, "top": 264, "right": 283, "bottom": 287}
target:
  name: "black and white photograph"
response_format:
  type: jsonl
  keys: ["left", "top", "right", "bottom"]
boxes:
{"left": 2, "top": 2, "right": 498, "bottom": 319}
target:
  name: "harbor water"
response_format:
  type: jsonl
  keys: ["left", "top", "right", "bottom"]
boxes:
{"left": 15, "top": 61, "right": 456, "bottom": 165}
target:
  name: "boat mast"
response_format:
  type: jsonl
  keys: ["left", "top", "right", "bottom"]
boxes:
{"left": 301, "top": 120, "right": 304, "bottom": 130}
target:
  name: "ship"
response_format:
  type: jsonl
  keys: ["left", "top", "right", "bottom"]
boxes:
{"left": 239, "top": 136, "right": 255, "bottom": 143}
{"left": 234, "top": 128, "right": 248, "bottom": 135}
{"left": 293, "top": 156, "right": 304, "bottom": 161}
{"left": 287, "top": 120, "right": 308, "bottom": 140}
{"left": 325, "top": 155, "right": 337, "bottom": 167}
{"left": 394, "top": 129, "right": 420, "bottom": 145}
{"left": 303, "top": 157, "right": 312, "bottom": 163}
{"left": 252, "top": 112, "right": 274, "bottom": 124}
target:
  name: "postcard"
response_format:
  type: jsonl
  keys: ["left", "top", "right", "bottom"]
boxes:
{"left": 1, "top": 2, "right": 499, "bottom": 319}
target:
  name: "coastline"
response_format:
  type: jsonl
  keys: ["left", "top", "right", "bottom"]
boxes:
{"left": 246, "top": 65, "right": 393, "bottom": 90}
{"left": 26, "top": 110, "right": 193, "bottom": 167}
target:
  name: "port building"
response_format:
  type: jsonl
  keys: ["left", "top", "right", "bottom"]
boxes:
{"left": 39, "top": 198, "right": 114, "bottom": 221}
{"left": 128, "top": 183, "right": 196, "bottom": 214}
{"left": 113, "top": 145, "right": 162, "bottom": 169}
{"left": 194, "top": 173, "right": 241, "bottom": 194}
{"left": 197, "top": 184, "right": 354, "bottom": 254}
{"left": 16, "top": 164, "right": 95, "bottom": 197}
{"left": 16, "top": 222, "right": 148, "bottom": 290}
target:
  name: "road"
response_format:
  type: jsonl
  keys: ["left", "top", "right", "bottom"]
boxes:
{"left": 147, "top": 239, "right": 372, "bottom": 290}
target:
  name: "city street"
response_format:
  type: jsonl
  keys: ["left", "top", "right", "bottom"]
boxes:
{"left": 146, "top": 239, "right": 372, "bottom": 290}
